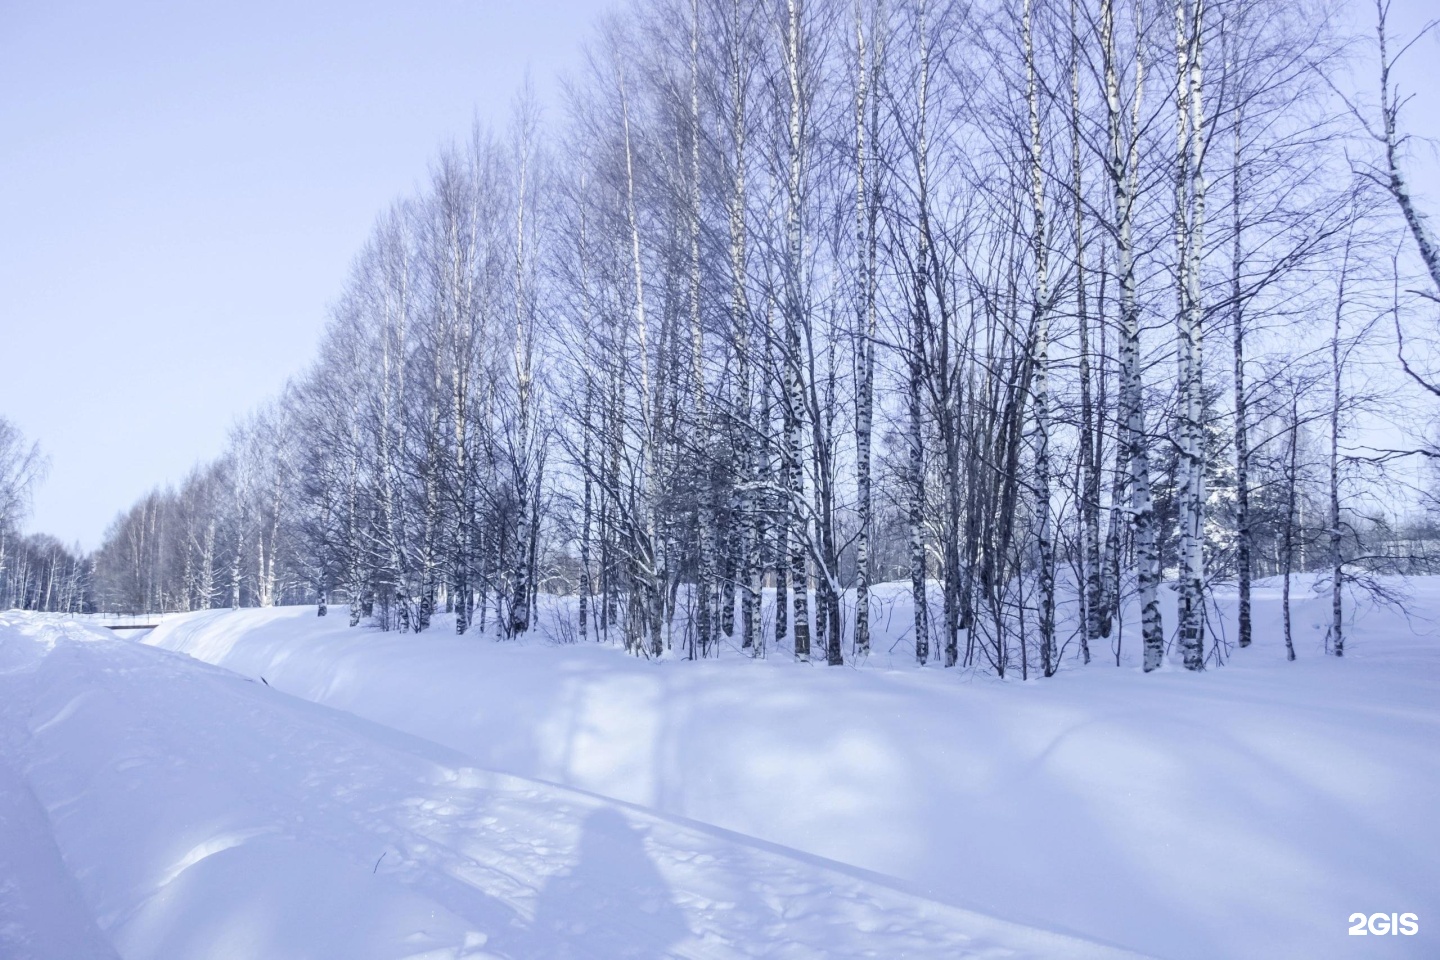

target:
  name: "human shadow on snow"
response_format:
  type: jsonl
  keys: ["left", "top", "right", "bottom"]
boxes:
{"left": 497, "top": 807, "right": 689, "bottom": 960}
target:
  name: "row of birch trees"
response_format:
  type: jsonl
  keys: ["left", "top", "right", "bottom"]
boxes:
{"left": 87, "top": 0, "right": 1440, "bottom": 675}
{"left": 0, "top": 417, "right": 91, "bottom": 614}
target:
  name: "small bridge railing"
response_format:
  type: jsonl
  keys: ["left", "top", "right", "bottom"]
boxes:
{"left": 66, "top": 612, "right": 179, "bottom": 631}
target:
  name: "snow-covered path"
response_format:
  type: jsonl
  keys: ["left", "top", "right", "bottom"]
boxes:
{"left": 131, "top": 581, "right": 1440, "bottom": 960}
{"left": 0, "top": 614, "right": 1142, "bottom": 960}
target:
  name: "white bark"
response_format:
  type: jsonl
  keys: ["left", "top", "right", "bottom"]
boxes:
{"left": 1174, "top": 0, "right": 1206, "bottom": 671}
{"left": 1103, "top": 0, "right": 1164, "bottom": 670}
{"left": 1024, "top": 0, "right": 1056, "bottom": 677}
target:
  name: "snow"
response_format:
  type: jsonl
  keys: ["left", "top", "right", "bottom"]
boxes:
{"left": 0, "top": 755, "right": 120, "bottom": 960}
{"left": 1, "top": 610, "right": 1140, "bottom": 960}
{"left": 2, "top": 577, "right": 1437, "bottom": 959}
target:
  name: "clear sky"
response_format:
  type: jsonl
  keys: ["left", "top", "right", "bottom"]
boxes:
{"left": 1, "top": 0, "right": 1437, "bottom": 550}
{"left": 0, "top": 0, "right": 602, "bottom": 549}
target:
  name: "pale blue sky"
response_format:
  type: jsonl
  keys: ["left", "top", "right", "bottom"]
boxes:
{"left": 1, "top": 0, "right": 1437, "bottom": 549}
{"left": 0, "top": 0, "right": 601, "bottom": 547}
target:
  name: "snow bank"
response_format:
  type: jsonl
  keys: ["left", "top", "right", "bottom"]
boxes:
{"left": 0, "top": 756, "right": 120, "bottom": 960}
{"left": 140, "top": 578, "right": 1440, "bottom": 960}
{"left": 0, "top": 612, "right": 1141, "bottom": 959}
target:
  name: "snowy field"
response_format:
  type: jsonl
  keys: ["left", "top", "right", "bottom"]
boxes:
{"left": 2, "top": 578, "right": 1437, "bottom": 959}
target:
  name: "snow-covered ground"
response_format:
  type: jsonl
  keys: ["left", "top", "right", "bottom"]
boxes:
{"left": 2, "top": 578, "right": 1437, "bottom": 959}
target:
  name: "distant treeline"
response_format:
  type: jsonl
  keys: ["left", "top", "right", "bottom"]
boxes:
{"left": 17, "top": 0, "right": 1440, "bottom": 675}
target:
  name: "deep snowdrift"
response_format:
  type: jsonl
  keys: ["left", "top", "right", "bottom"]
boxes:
{"left": 0, "top": 611, "right": 1142, "bottom": 960}
{"left": 136, "top": 578, "right": 1440, "bottom": 960}
{"left": 2, "top": 577, "right": 1435, "bottom": 959}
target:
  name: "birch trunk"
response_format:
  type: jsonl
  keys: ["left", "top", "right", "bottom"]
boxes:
{"left": 783, "top": 0, "right": 810, "bottom": 662}
{"left": 725, "top": 0, "right": 760, "bottom": 654}
{"left": 1174, "top": 0, "right": 1206, "bottom": 671}
{"left": 1330, "top": 227, "right": 1354, "bottom": 656}
{"left": 851, "top": 0, "right": 883, "bottom": 658}
{"left": 1231, "top": 96, "right": 1253, "bottom": 650}
{"left": 1072, "top": 0, "right": 1100, "bottom": 663}
{"left": 1376, "top": 6, "right": 1440, "bottom": 296}
{"left": 1282, "top": 391, "right": 1298, "bottom": 661}
{"left": 1025, "top": 0, "right": 1056, "bottom": 677}
{"left": 908, "top": 0, "right": 931, "bottom": 666}
{"left": 1104, "top": 0, "right": 1164, "bottom": 670}
{"left": 689, "top": 0, "right": 716, "bottom": 657}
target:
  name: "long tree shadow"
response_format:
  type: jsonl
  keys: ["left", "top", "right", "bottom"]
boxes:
{"left": 509, "top": 807, "right": 688, "bottom": 959}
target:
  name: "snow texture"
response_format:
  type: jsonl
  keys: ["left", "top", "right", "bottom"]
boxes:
{"left": 2, "top": 576, "right": 1437, "bottom": 959}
